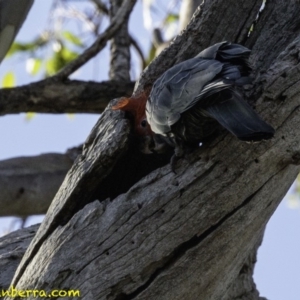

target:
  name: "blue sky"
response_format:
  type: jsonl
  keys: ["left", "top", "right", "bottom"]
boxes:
{"left": 0, "top": 1, "right": 299, "bottom": 299}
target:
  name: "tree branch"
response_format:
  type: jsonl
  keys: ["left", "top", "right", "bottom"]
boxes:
{"left": 91, "top": 0, "right": 145, "bottom": 71}
{"left": 5, "top": 1, "right": 300, "bottom": 298}
{"left": 130, "top": 35, "right": 146, "bottom": 70}
{"left": 179, "top": 0, "right": 202, "bottom": 31}
{"left": 0, "top": 224, "right": 39, "bottom": 289}
{"left": 0, "top": 80, "right": 134, "bottom": 115}
{"left": 53, "top": 0, "right": 137, "bottom": 80}
{"left": 109, "top": 0, "right": 131, "bottom": 81}
{"left": 10, "top": 34, "right": 300, "bottom": 298}
{"left": 0, "top": 147, "right": 81, "bottom": 218}
{"left": 152, "top": 28, "right": 170, "bottom": 56}
{"left": 91, "top": 0, "right": 109, "bottom": 15}
{"left": 0, "top": 0, "right": 34, "bottom": 64}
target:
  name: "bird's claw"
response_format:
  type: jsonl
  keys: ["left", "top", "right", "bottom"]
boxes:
{"left": 170, "top": 144, "right": 185, "bottom": 174}
{"left": 170, "top": 154, "right": 180, "bottom": 174}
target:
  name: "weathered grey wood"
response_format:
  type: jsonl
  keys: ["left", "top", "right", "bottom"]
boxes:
{"left": 8, "top": 101, "right": 131, "bottom": 287}
{"left": 0, "top": 80, "right": 134, "bottom": 115}
{"left": 246, "top": 0, "right": 300, "bottom": 72}
{"left": 5, "top": 1, "right": 300, "bottom": 299}
{"left": 0, "top": 224, "right": 39, "bottom": 289}
{"left": 109, "top": 0, "right": 131, "bottom": 81}
{"left": 8, "top": 92, "right": 299, "bottom": 298}
{"left": 223, "top": 231, "right": 267, "bottom": 300}
{"left": 0, "top": 148, "right": 80, "bottom": 217}
{"left": 0, "top": 224, "right": 265, "bottom": 298}
{"left": 0, "top": 224, "right": 266, "bottom": 298}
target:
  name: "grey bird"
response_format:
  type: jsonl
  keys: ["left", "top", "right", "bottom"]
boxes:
{"left": 145, "top": 42, "right": 275, "bottom": 159}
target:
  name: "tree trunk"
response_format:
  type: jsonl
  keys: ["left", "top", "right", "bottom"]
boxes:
{"left": 0, "top": 224, "right": 39, "bottom": 289}
{"left": 3, "top": 1, "right": 300, "bottom": 299}
{"left": 0, "top": 224, "right": 266, "bottom": 299}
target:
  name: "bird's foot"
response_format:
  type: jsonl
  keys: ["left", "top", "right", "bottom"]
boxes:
{"left": 170, "top": 145, "right": 184, "bottom": 174}
{"left": 170, "top": 154, "right": 180, "bottom": 174}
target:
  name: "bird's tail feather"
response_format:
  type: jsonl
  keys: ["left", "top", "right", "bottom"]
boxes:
{"left": 205, "top": 90, "right": 275, "bottom": 141}
{"left": 197, "top": 42, "right": 251, "bottom": 74}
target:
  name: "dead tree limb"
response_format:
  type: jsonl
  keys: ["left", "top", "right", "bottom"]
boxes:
{"left": 0, "top": 147, "right": 81, "bottom": 217}
{"left": 0, "top": 80, "right": 134, "bottom": 115}
{"left": 0, "top": 224, "right": 39, "bottom": 289}
{"left": 0, "top": 224, "right": 266, "bottom": 299}
{"left": 0, "top": 0, "right": 33, "bottom": 63}
{"left": 3, "top": 1, "right": 300, "bottom": 299}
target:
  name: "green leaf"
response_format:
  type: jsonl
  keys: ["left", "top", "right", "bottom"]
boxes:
{"left": 61, "top": 48, "right": 79, "bottom": 63}
{"left": 27, "top": 58, "right": 42, "bottom": 75}
{"left": 45, "top": 58, "right": 55, "bottom": 76}
{"left": 46, "top": 53, "right": 64, "bottom": 76}
{"left": 6, "top": 36, "right": 49, "bottom": 58}
{"left": 7, "top": 42, "right": 37, "bottom": 57}
{"left": 2, "top": 72, "right": 16, "bottom": 87}
{"left": 165, "top": 14, "right": 179, "bottom": 24}
{"left": 45, "top": 44, "right": 79, "bottom": 76}
{"left": 25, "top": 112, "right": 36, "bottom": 121}
{"left": 66, "top": 113, "right": 75, "bottom": 120}
{"left": 63, "top": 31, "right": 84, "bottom": 47}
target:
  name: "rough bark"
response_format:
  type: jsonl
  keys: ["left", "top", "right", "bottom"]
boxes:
{"left": 0, "top": 147, "right": 81, "bottom": 217}
{"left": 0, "top": 224, "right": 39, "bottom": 289}
{"left": 0, "top": 224, "right": 265, "bottom": 299}
{"left": 223, "top": 230, "right": 267, "bottom": 300}
{"left": 3, "top": 1, "right": 300, "bottom": 300}
{"left": 246, "top": 0, "right": 300, "bottom": 72}
{"left": 109, "top": 0, "right": 131, "bottom": 81}
{"left": 0, "top": 80, "right": 134, "bottom": 115}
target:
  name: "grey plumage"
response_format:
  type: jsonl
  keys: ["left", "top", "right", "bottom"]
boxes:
{"left": 146, "top": 42, "right": 274, "bottom": 151}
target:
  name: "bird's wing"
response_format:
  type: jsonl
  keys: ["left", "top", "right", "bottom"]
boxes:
{"left": 147, "top": 57, "right": 224, "bottom": 134}
{"left": 205, "top": 90, "right": 275, "bottom": 141}
{"left": 196, "top": 41, "right": 251, "bottom": 61}
{"left": 195, "top": 41, "right": 228, "bottom": 59}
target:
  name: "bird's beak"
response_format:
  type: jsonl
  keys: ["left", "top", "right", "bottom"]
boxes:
{"left": 152, "top": 134, "right": 171, "bottom": 153}
{"left": 139, "top": 134, "right": 171, "bottom": 154}
{"left": 139, "top": 135, "right": 155, "bottom": 154}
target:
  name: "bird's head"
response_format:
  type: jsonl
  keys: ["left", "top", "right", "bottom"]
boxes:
{"left": 112, "top": 94, "right": 152, "bottom": 136}
{"left": 112, "top": 94, "right": 154, "bottom": 153}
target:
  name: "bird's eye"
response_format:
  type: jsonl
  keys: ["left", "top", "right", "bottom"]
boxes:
{"left": 141, "top": 119, "right": 147, "bottom": 128}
